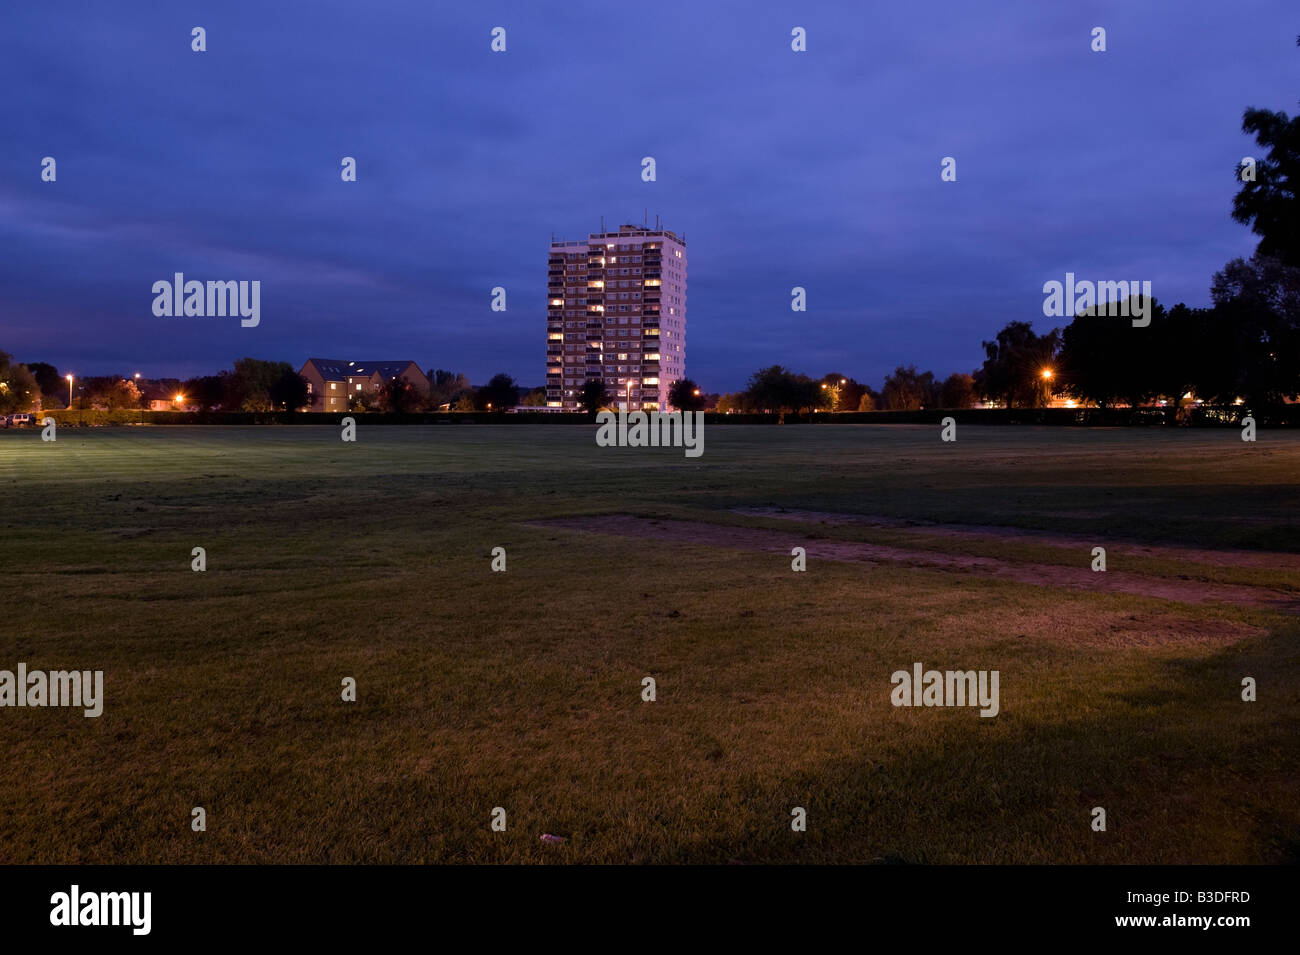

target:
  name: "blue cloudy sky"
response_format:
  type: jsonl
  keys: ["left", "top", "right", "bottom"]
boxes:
{"left": 0, "top": 0, "right": 1294, "bottom": 390}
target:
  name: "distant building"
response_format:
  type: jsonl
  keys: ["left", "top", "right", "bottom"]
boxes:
{"left": 298, "top": 359, "right": 429, "bottom": 413}
{"left": 139, "top": 380, "right": 178, "bottom": 411}
{"left": 547, "top": 223, "right": 687, "bottom": 411}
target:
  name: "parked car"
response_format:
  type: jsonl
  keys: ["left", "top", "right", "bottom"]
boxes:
{"left": 3, "top": 413, "right": 36, "bottom": 428}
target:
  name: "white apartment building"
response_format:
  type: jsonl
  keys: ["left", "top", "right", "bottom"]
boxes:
{"left": 546, "top": 223, "right": 687, "bottom": 411}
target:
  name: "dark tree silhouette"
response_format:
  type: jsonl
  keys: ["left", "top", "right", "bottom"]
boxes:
{"left": 0, "top": 351, "right": 39, "bottom": 413}
{"left": 579, "top": 379, "right": 608, "bottom": 415}
{"left": 1231, "top": 41, "right": 1300, "bottom": 266}
{"left": 479, "top": 373, "right": 520, "bottom": 412}
{"left": 975, "top": 322, "right": 1060, "bottom": 408}
{"left": 381, "top": 375, "right": 419, "bottom": 413}
{"left": 24, "top": 362, "right": 62, "bottom": 402}
{"left": 743, "top": 366, "right": 823, "bottom": 417}
{"left": 1059, "top": 299, "right": 1170, "bottom": 408}
{"left": 270, "top": 370, "right": 309, "bottom": 411}
{"left": 938, "top": 373, "right": 977, "bottom": 409}
{"left": 1206, "top": 255, "right": 1300, "bottom": 405}
{"left": 668, "top": 378, "right": 706, "bottom": 411}
{"left": 880, "top": 365, "right": 937, "bottom": 410}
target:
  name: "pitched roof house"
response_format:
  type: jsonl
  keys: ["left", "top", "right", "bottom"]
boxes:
{"left": 298, "top": 359, "right": 429, "bottom": 413}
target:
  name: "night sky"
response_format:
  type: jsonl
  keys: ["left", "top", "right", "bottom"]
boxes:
{"left": 0, "top": 1, "right": 1294, "bottom": 391}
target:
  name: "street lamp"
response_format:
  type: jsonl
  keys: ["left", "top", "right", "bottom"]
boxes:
{"left": 1039, "top": 368, "right": 1054, "bottom": 409}
{"left": 821, "top": 378, "right": 847, "bottom": 412}
{"left": 66, "top": 374, "right": 73, "bottom": 409}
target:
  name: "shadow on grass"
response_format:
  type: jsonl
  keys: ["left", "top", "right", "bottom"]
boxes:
{"left": 683, "top": 624, "right": 1300, "bottom": 865}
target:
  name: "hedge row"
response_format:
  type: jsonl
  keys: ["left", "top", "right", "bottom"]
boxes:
{"left": 35, "top": 409, "right": 591, "bottom": 426}
{"left": 26, "top": 405, "right": 1283, "bottom": 427}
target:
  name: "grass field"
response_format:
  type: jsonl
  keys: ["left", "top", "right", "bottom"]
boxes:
{"left": 0, "top": 423, "right": 1297, "bottom": 864}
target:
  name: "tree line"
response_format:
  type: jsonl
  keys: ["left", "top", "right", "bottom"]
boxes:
{"left": 0, "top": 355, "right": 542, "bottom": 415}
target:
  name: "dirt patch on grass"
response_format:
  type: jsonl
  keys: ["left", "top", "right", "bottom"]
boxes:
{"left": 736, "top": 506, "right": 1300, "bottom": 572}
{"left": 532, "top": 515, "right": 1300, "bottom": 613}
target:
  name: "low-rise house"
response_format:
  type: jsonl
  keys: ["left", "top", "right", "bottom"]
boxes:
{"left": 298, "top": 359, "right": 430, "bottom": 412}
